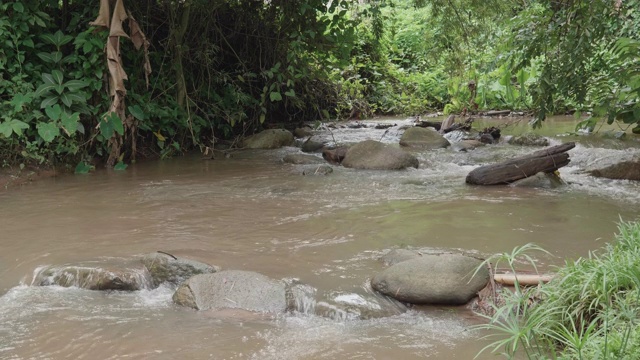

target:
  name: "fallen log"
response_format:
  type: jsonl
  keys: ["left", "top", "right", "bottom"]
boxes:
{"left": 482, "top": 110, "right": 511, "bottom": 117}
{"left": 466, "top": 142, "right": 575, "bottom": 185}
{"left": 494, "top": 273, "right": 554, "bottom": 286}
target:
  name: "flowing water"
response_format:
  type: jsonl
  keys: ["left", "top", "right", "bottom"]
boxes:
{"left": 1, "top": 116, "right": 639, "bottom": 359}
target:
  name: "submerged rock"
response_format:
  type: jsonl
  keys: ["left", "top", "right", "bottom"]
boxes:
{"left": 173, "top": 270, "right": 287, "bottom": 313}
{"left": 342, "top": 140, "right": 419, "bottom": 170}
{"left": 508, "top": 133, "right": 549, "bottom": 147}
{"left": 371, "top": 254, "right": 489, "bottom": 305}
{"left": 399, "top": 127, "right": 450, "bottom": 149}
{"left": 283, "top": 153, "right": 325, "bottom": 165}
{"left": 588, "top": 160, "right": 640, "bottom": 181}
{"left": 141, "top": 252, "right": 220, "bottom": 287}
{"left": 301, "top": 137, "right": 326, "bottom": 153}
{"left": 301, "top": 164, "right": 333, "bottom": 176}
{"left": 510, "top": 172, "right": 564, "bottom": 189}
{"left": 242, "top": 129, "right": 294, "bottom": 149}
{"left": 33, "top": 261, "right": 152, "bottom": 291}
{"left": 293, "top": 127, "right": 314, "bottom": 138}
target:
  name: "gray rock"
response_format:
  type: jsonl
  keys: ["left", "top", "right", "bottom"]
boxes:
{"left": 33, "top": 261, "right": 152, "bottom": 291}
{"left": 510, "top": 172, "right": 564, "bottom": 188}
{"left": 508, "top": 133, "right": 549, "bottom": 146}
{"left": 371, "top": 254, "right": 489, "bottom": 305}
{"left": 283, "top": 154, "right": 325, "bottom": 165}
{"left": 451, "top": 140, "right": 485, "bottom": 152}
{"left": 380, "top": 249, "right": 421, "bottom": 266}
{"left": 400, "top": 127, "right": 450, "bottom": 149}
{"left": 141, "top": 252, "right": 220, "bottom": 287}
{"left": 293, "top": 127, "right": 314, "bottom": 138}
{"left": 243, "top": 129, "right": 294, "bottom": 149}
{"left": 173, "top": 270, "right": 287, "bottom": 313}
{"left": 302, "top": 164, "right": 333, "bottom": 176}
{"left": 301, "top": 137, "right": 326, "bottom": 153}
{"left": 342, "top": 140, "right": 419, "bottom": 170}
{"left": 589, "top": 160, "right": 640, "bottom": 181}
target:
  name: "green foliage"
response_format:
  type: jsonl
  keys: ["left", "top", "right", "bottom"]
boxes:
{"left": 477, "top": 220, "right": 640, "bottom": 359}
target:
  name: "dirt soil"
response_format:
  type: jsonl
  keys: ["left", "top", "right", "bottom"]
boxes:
{"left": 0, "top": 166, "right": 58, "bottom": 191}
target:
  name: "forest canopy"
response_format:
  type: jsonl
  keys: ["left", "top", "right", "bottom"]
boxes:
{"left": 0, "top": 0, "right": 638, "bottom": 167}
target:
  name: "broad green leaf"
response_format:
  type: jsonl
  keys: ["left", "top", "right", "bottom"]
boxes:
{"left": 59, "top": 92, "right": 72, "bottom": 107}
{"left": 41, "top": 72, "right": 55, "bottom": 85}
{"left": 40, "top": 95, "right": 58, "bottom": 109}
{"left": 259, "top": 113, "right": 266, "bottom": 124}
{"left": 0, "top": 121, "right": 12, "bottom": 137}
{"left": 64, "top": 80, "right": 89, "bottom": 91}
{"left": 36, "top": 52, "right": 55, "bottom": 63}
{"left": 22, "top": 38, "right": 34, "bottom": 48}
{"left": 10, "top": 93, "right": 32, "bottom": 112}
{"left": 128, "top": 105, "right": 145, "bottom": 120}
{"left": 12, "top": 2, "right": 24, "bottom": 12}
{"left": 114, "top": 161, "right": 128, "bottom": 171}
{"left": 9, "top": 120, "right": 29, "bottom": 136}
{"left": 100, "top": 114, "right": 116, "bottom": 139}
{"left": 269, "top": 91, "right": 282, "bottom": 101}
{"left": 50, "top": 51, "right": 62, "bottom": 63}
{"left": 44, "top": 104, "right": 62, "bottom": 121}
{"left": 284, "top": 89, "right": 296, "bottom": 97}
{"left": 60, "top": 112, "right": 79, "bottom": 135}
{"left": 37, "top": 122, "right": 59, "bottom": 142}
{"left": 112, "top": 115, "right": 124, "bottom": 135}
{"left": 51, "top": 70, "right": 63, "bottom": 85}
{"left": 74, "top": 161, "right": 93, "bottom": 174}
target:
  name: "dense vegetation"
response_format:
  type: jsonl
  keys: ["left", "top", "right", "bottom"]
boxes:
{"left": 479, "top": 221, "right": 640, "bottom": 359}
{"left": 0, "top": 0, "right": 638, "bottom": 170}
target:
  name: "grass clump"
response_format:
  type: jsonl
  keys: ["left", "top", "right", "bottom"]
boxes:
{"left": 476, "top": 220, "right": 640, "bottom": 359}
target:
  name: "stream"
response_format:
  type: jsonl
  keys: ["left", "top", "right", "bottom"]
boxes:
{"left": 1, "top": 116, "right": 639, "bottom": 359}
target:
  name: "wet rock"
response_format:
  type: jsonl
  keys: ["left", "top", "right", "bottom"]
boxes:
{"left": 371, "top": 254, "right": 489, "bottom": 305}
{"left": 302, "top": 164, "right": 333, "bottom": 176}
{"left": 399, "top": 127, "right": 450, "bottom": 149}
{"left": 173, "top": 270, "right": 287, "bottom": 313}
{"left": 479, "top": 133, "right": 496, "bottom": 144}
{"left": 380, "top": 249, "right": 421, "bottom": 266}
{"left": 301, "top": 137, "right": 326, "bottom": 153}
{"left": 588, "top": 159, "right": 640, "bottom": 181}
{"left": 141, "top": 252, "right": 220, "bottom": 287}
{"left": 283, "top": 154, "right": 325, "bottom": 165}
{"left": 451, "top": 140, "right": 485, "bottom": 152}
{"left": 347, "top": 122, "right": 368, "bottom": 129}
{"left": 342, "top": 140, "right": 419, "bottom": 170}
{"left": 242, "top": 129, "right": 294, "bottom": 149}
{"left": 444, "top": 130, "right": 467, "bottom": 143}
{"left": 375, "top": 123, "right": 395, "bottom": 129}
{"left": 293, "top": 127, "right": 314, "bottom": 138}
{"left": 508, "top": 133, "right": 549, "bottom": 147}
{"left": 34, "top": 261, "right": 152, "bottom": 291}
{"left": 510, "top": 172, "right": 564, "bottom": 189}
{"left": 322, "top": 147, "right": 348, "bottom": 165}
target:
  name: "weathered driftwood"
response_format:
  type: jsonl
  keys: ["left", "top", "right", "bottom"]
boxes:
{"left": 494, "top": 273, "right": 554, "bottom": 286}
{"left": 466, "top": 142, "right": 576, "bottom": 185}
{"left": 482, "top": 110, "right": 511, "bottom": 117}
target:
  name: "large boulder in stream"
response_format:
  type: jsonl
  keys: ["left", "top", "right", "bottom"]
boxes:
{"left": 33, "top": 261, "right": 152, "bottom": 291}
{"left": 588, "top": 159, "right": 640, "bottom": 181}
{"left": 371, "top": 254, "right": 489, "bottom": 305}
{"left": 242, "top": 129, "right": 294, "bottom": 149}
{"left": 141, "top": 252, "right": 220, "bottom": 287}
{"left": 173, "top": 270, "right": 287, "bottom": 313}
{"left": 399, "top": 127, "right": 450, "bottom": 150}
{"left": 342, "top": 140, "right": 419, "bottom": 170}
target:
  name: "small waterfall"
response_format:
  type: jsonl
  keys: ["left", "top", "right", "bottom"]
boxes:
{"left": 286, "top": 281, "right": 317, "bottom": 315}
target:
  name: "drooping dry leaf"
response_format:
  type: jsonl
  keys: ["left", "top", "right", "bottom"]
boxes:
{"left": 109, "top": 0, "right": 129, "bottom": 38}
{"left": 89, "top": 0, "right": 111, "bottom": 28}
{"left": 106, "top": 36, "right": 128, "bottom": 95}
{"left": 128, "top": 14, "right": 152, "bottom": 88}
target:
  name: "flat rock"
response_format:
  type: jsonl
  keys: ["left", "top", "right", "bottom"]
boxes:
{"left": 283, "top": 154, "right": 325, "bottom": 165}
{"left": 173, "top": 270, "right": 287, "bottom": 313}
{"left": 141, "top": 252, "right": 220, "bottom": 287}
{"left": 588, "top": 160, "right": 640, "bottom": 181}
{"left": 508, "top": 133, "right": 549, "bottom": 146}
{"left": 302, "top": 164, "right": 333, "bottom": 176}
{"left": 243, "top": 129, "right": 294, "bottom": 149}
{"left": 342, "top": 140, "right": 419, "bottom": 170}
{"left": 400, "top": 127, "right": 450, "bottom": 149}
{"left": 371, "top": 254, "right": 489, "bottom": 305}
{"left": 510, "top": 172, "right": 564, "bottom": 188}
{"left": 301, "top": 137, "right": 325, "bottom": 153}
{"left": 33, "top": 261, "right": 152, "bottom": 291}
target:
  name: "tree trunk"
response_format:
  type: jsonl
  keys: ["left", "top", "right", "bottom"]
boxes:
{"left": 466, "top": 142, "right": 575, "bottom": 185}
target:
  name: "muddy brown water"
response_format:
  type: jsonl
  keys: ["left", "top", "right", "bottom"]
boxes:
{"left": 1, "top": 116, "right": 639, "bottom": 359}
